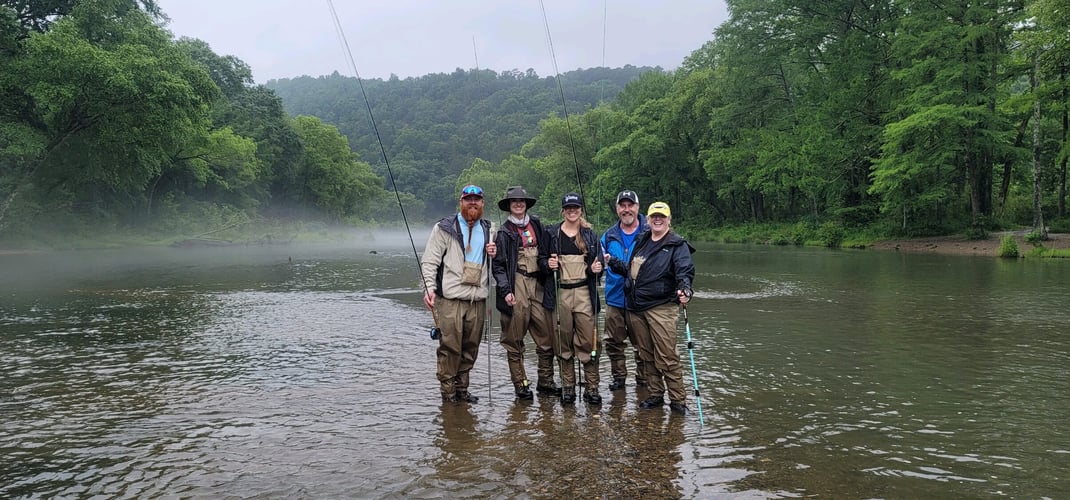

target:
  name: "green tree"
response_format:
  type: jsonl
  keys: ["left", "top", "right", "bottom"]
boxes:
{"left": 1026, "top": 0, "right": 1070, "bottom": 218}
{"left": 291, "top": 115, "right": 384, "bottom": 220}
{"left": 176, "top": 37, "right": 253, "bottom": 100}
{"left": 3, "top": 0, "right": 163, "bottom": 36}
{"left": 1, "top": 2, "right": 217, "bottom": 227}
{"left": 873, "top": 0, "right": 1023, "bottom": 235}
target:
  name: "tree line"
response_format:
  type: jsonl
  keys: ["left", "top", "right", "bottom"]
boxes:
{"left": 2, "top": 0, "right": 1068, "bottom": 246}
{"left": 0, "top": 0, "right": 646, "bottom": 243}
{"left": 449, "top": 0, "right": 1069, "bottom": 239}
{"left": 267, "top": 65, "right": 651, "bottom": 217}
{"left": 0, "top": 0, "right": 393, "bottom": 242}
{"left": 253, "top": 0, "right": 1070, "bottom": 239}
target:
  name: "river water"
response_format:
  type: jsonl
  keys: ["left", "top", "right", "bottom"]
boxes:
{"left": 1, "top": 237, "right": 1068, "bottom": 498}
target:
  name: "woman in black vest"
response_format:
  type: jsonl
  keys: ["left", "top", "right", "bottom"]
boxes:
{"left": 548, "top": 192, "right": 605, "bottom": 405}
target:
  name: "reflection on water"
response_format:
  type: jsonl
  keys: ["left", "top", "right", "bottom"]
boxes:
{"left": 2, "top": 243, "right": 1069, "bottom": 498}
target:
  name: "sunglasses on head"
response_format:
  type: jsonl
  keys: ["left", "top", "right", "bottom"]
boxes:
{"left": 461, "top": 185, "right": 483, "bottom": 197}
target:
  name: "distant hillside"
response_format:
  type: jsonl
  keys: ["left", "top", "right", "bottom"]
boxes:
{"left": 267, "top": 66, "right": 657, "bottom": 211}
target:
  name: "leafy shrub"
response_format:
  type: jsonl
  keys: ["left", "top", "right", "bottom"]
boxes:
{"left": 788, "top": 222, "right": 813, "bottom": 246}
{"left": 816, "top": 222, "right": 845, "bottom": 248}
{"left": 997, "top": 235, "right": 1019, "bottom": 258}
{"left": 769, "top": 234, "right": 791, "bottom": 246}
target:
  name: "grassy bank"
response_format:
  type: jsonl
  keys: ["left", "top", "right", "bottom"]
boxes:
{"left": 681, "top": 221, "right": 881, "bottom": 250}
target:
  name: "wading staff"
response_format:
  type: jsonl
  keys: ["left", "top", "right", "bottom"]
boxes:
{"left": 681, "top": 305, "right": 705, "bottom": 425}
{"left": 484, "top": 241, "right": 493, "bottom": 403}
{"left": 590, "top": 245, "right": 604, "bottom": 360}
{"left": 326, "top": 0, "right": 438, "bottom": 340}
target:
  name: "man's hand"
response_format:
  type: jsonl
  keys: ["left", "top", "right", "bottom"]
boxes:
{"left": 424, "top": 290, "right": 435, "bottom": 311}
{"left": 505, "top": 292, "right": 516, "bottom": 306}
{"left": 486, "top": 241, "right": 497, "bottom": 258}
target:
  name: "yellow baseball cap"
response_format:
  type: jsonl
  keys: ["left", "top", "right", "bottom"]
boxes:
{"left": 647, "top": 201, "right": 671, "bottom": 217}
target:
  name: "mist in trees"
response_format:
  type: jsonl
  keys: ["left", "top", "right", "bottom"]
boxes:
{"left": 3, "top": 0, "right": 1068, "bottom": 247}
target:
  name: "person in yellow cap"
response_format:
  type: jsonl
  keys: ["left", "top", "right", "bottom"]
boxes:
{"left": 605, "top": 201, "right": 695, "bottom": 415}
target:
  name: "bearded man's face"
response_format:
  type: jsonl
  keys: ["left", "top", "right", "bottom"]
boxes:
{"left": 461, "top": 196, "right": 484, "bottom": 223}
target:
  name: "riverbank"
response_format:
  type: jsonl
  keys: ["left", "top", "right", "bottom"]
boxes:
{"left": 5, "top": 226, "right": 1070, "bottom": 258}
{"left": 868, "top": 231, "right": 1070, "bottom": 257}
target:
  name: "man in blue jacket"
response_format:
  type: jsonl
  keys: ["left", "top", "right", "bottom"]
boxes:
{"left": 600, "top": 190, "right": 647, "bottom": 391}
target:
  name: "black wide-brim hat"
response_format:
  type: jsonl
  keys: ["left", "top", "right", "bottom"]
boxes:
{"left": 498, "top": 185, "right": 537, "bottom": 211}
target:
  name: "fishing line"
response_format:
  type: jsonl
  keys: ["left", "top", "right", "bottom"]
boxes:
{"left": 326, "top": 0, "right": 439, "bottom": 337}
{"left": 538, "top": 0, "right": 589, "bottom": 222}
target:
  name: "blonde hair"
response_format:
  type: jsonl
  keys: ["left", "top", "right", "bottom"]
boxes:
{"left": 561, "top": 208, "right": 592, "bottom": 253}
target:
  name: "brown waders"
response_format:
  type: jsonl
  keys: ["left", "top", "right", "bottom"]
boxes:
{"left": 556, "top": 254, "right": 599, "bottom": 403}
{"left": 628, "top": 302, "right": 686, "bottom": 404}
{"left": 499, "top": 247, "right": 556, "bottom": 394}
{"left": 603, "top": 305, "right": 646, "bottom": 388}
{"left": 435, "top": 296, "right": 485, "bottom": 400}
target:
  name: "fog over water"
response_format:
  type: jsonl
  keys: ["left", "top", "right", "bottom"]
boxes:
{"left": 0, "top": 228, "right": 427, "bottom": 292}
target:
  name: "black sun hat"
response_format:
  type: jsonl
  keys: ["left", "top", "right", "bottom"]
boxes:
{"left": 498, "top": 185, "right": 537, "bottom": 211}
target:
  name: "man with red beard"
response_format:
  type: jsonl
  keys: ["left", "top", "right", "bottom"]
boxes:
{"left": 421, "top": 184, "right": 497, "bottom": 404}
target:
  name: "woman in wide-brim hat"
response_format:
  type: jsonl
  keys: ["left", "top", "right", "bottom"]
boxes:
{"left": 497, "top": 185, "right": 537, "bottom": 212}
{"left": 491, "top": 186, "right": 560, "bottom": 401}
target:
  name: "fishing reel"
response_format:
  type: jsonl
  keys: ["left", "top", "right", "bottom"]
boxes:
{"left": 429, "top": 326, "right": 442, "bottom": 340}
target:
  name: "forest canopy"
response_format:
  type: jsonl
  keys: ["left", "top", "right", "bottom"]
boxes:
{"left": 1, "top": 0, "right": 1068, "bottom": 247}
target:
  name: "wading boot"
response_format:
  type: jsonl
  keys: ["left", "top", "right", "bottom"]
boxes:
{"left": 669, "top": 401, "right": 688, "bottom": 415}
{"left": 515, "top": 380, "right": 534, "bottom": 400}
{"left": 536, "top": 379, "right": 562, "bottom": 397}
{"left": 639, "top": 394, "right": 664, "bottom": 409}
{"left": 455, "top": 390, "right": 479, "bottom": 404}
{"left": 441, "top": 393, "right": 458, "bottom": 403}
{"left": 608, "top": 378, "right": 626, "bottom": 391}
{"left": 583, "top": 389, "right": 602, "bottom": 405}
{"left": 560, "top": 386, "right": 576, "bottom": 405}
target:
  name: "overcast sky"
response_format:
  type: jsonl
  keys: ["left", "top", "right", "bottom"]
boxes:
{"left": 159, "top": 1, "right": 729, "bottom": 83}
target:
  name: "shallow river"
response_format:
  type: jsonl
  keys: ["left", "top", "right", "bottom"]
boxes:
{"left": 2, "top": 237, "right": 1068, "bottom": 498}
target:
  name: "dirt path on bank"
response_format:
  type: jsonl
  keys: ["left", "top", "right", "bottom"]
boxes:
{"left": 868, "top": 231, "right": 1070, "bottom": 257}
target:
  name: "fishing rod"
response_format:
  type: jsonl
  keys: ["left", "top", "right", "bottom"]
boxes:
{"left": 540, "top": 1, "right": 609, "bottom": 403}
{"left": 473, "top": 36, "right": 495, "bottom": 404}
{"left": 681, "top": 306, "right": 705, "bottom": 425}
{"left": 538, "top": 0, "right": 592, "bottom": 227}
{"left": 325, "top": 0, "right": 440, "bottom": 339}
